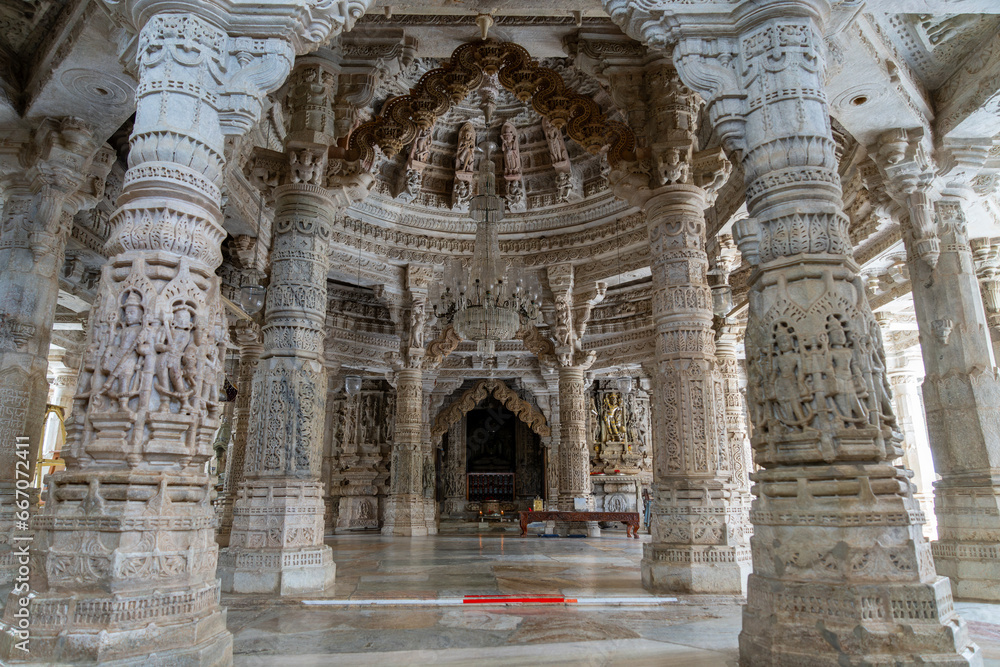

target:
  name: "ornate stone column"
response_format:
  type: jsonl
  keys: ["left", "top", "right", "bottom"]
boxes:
{"left": 0, "top": 1, "right": 371, "bottom": 660}
{"left": 876, "top": 135, "right": 1000, "bottom": 601}
{"left": 383, "top": 265, "right": 434, "bottom": 536}
{"left": 605, "top": 0, "right": 978, "bottom": 662}
{"left": 0, "top": 124, "right": 113, "bottom": 584}
{"left": 383, "top": 366, "right": 427, "bottom": 535}
{"left": 606, "top": 61, "right": 751, "bottom": 593}
{"left": 221, "top": 57, "right": 376, "bottom": 594}
{"left": 216, "top": 319, "right": 261, "bottom": 547}
{"left": 546, "top": 264, "right": 604, "bottom": 534}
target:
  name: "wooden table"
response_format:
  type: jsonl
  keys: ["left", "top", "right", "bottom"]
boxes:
{"left": 518, "top": 511, "right": 641, "bottom": 538}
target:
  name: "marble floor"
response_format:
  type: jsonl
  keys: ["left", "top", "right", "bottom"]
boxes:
{"left": 225, "top": 531, "right": 1000, "bottom": 666}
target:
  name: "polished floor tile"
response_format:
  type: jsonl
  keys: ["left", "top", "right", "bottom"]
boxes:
{"left": 225, "top": 533, "right": 1000, "bottom": 667}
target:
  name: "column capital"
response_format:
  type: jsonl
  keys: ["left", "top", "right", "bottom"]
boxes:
{"left": 106, "top": 0, "right": 373, "bottom": 60}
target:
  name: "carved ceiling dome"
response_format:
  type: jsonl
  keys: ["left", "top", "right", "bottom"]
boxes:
{"left": 349, "top": 51, "right": 630, "bottom": 236}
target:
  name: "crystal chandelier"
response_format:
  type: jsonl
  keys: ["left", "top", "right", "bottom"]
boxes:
{"left": 435, "top": 133, "right": 538, "bottom": 357}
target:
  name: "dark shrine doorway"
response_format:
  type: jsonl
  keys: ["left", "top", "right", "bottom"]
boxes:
{"left": 465, "top": 397, "right": 544, "bottom": 503}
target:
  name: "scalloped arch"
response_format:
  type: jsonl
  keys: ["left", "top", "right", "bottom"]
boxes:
{"left": 347, "top": 38, "right": 636, "bottom": 168}
{"left": 431, "top": 378, "right": 550, "bottom": 438}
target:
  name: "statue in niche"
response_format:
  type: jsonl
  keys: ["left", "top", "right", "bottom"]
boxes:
{"left": 154, "top": 302, "right": 198, "bottom": 409}
{"left": 505, "top": 178, "right": 525, "bottom": 211}
{"left": 589, "top": 395, "right": 601, "bottom": 444}
{"left": 361, "top": 394, "right": 376, "bottom": 444}
{"left": 770, "top": 323, "right": 812, "bottom": 428}
{"left": 455, "top": 123, "right": 476, "bottom": 173}
{"left": 659, "top": 147, "right": 689, "bottom": 185}
{"left": 601, "top": 392, "right": 626, "bottom": 442}
{"left": 866, "top": 321, "right": 897, "bottom": 427}
{"left": 408, "top": 303, "right": 426, "bottom": 349}
{"left": 411, "top": 128, "right": 432, "bottom": 163}
{"left": 289, "top": 149, "right": 323, "bottom": 185}
{"left": 553, "top": 294, "right": 573, "bottom": 347}
{"left": 501, "top": 122, "right": 521, "bottom": 178}
{"left": 825, "top": 316, "right": 868, "bottom": 425}
{"left": 556, "top": 171, "right": 573, "bottom": 203}
{"left": 542, "top": 116, "right": 567, "bottom": 163}
{"left": 102, "top": 290, "right": 151, "bottom": 410}
{"left": 452, "top": 179, "right": 472, "bottom": 209}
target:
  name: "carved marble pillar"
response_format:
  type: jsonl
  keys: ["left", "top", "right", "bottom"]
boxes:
{"left": 383, "top": 366, "right": 427, "bottom": 536}
{"left": 874, "top": 133, "right": 1000, "bottom": 600}
{"left": 0, "top": 125, "right": 112, "bottom": 585}
{"left": 905, "top": 191, "right": 1000, "bottom": 601}
{"left": 216, "top": 320, "right": 261, "bottom": 547}
{"left": 442, "top": 416, "right": 467, "bottom": 517}
{"left": 0, "top": 3, "right": 372, "bottom": 658}
{"left": 556, "top": 365, "right": 591, "bottom": 511}
{"left": 546, "top": 264, "right": 603, "bottom": 534}
{"left": 220, "top": 59, "right": 350, "bottom": 595}
{"left": 641, "top": 185, "right": 751, "bottom": 594}
{"left": 604, "top": 1, "right": 978, "bottom": 662}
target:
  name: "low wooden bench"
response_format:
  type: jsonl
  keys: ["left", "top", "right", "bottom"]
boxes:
{"left": 518, "top": 510, "right": 641, "bottom": 538}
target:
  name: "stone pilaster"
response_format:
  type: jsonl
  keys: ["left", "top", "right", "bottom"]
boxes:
{"left": 421, "top": 373, "right": 439, "bottom": 534}
{"left": 216, "top": 319, "right": 261, "bottom": 547}
{"left": 0, "top": 1, "right": 372, "bottom": 660}
{"left": 605, "top": 0, "right": 978, "bottom": 662}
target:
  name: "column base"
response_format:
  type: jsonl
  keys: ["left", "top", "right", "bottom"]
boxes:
{"left": 218, "top": 545, "right": 335, "bottom": 595}
{"left": 641, "top": 544, "right": 751, "bottom": 595}
{"left": 739, "top": 575, "right": 980, "bottom": 666}
{"left": 933, "top": 540, "right": 1000, "bottom": 601}
{"left": 382, "top": 494, "right": 428, "bottom": 536}
{"left": 0, "top": 581, "right": 231, "bottom": 665}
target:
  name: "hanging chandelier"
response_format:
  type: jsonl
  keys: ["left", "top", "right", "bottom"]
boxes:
{"left": 434, "top": 130, "right": 538, "bottom": 358}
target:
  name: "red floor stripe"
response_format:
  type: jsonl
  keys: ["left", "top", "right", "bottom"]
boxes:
{"left": 462, "top": 596, "right": 575, "bottom": 604}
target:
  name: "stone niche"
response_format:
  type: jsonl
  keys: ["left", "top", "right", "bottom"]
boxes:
{"left": 588, "top": 380, "right": 652, "bottom": 512}
{"left": 324, "top": 379, "right": 395, "bottom": 532}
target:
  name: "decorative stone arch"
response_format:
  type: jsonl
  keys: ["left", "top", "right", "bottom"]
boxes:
{"left": 432, "top": 378, "right": 550, "bottom": 438}
{"left": 347, "top": 38, "right": 636, "bottom": 167}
